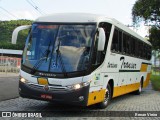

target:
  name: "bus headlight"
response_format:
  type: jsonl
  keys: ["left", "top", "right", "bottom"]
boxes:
{"left": 74, "top": 84, "right": 81, "bottom": 89}
{"left": 20, "top": 77, "right": 28, "bottom": 83}
{"left": 67, "top": 81, "right": 90, "bottom": 90}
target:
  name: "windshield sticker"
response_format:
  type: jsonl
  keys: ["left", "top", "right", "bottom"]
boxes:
{"left": 51, "top": 61, "right": 59, "bottom": 69}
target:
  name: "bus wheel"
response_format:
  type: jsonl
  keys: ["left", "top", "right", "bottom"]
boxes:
{"left": 134, "top": 80, "right": 143, "bottom": 95}
{"left": 98, "top": 84, "right": 111, "bottom": 109}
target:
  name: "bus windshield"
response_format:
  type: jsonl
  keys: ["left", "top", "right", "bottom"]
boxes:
{"left": 22, "top": 23, "right": 96, "bottom": 73}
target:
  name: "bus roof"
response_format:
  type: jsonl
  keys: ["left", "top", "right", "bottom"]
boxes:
{"left": 35, "top": 13, "right": 151, "bottom": 46}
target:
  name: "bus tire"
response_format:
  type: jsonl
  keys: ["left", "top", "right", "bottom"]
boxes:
{"left": 98, "top": 84, "right": 111, "bottom": 109}
{"left": 134, "top": 80, "right": 143, "bottom": 95}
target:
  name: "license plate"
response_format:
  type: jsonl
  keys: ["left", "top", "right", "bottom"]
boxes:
{"left": 41, "top": 94, "right": 52, "bottom": 100}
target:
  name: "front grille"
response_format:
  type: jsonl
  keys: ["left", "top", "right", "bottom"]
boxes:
{"left": 27, "top": 84, "right": 43, "bottom": 90}
{"left": 27, "top": 83, "right": 70, "bottom": 91}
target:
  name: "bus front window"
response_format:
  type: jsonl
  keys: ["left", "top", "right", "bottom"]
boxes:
{"left": 22, "top": 24, "right": 96, "bottom": 73}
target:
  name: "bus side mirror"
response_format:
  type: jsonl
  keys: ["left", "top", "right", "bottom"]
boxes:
{"left": 98, "top": 28, "right": 106, "bottom": 51}
{"left": 12, "top": 25, "right": 31, "bottom": 44}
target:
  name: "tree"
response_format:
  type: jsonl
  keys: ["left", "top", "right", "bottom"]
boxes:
{"left": 0, "top": 20, "right": 32, "bottom": 50}
{"left": 149, "top": 27, "right": 160, "bottom": 50}
{"left": 132, "top": 0, "right": 160, "bottom": 28}
{"left": 132, "top": 0, "right": 160, "bottom": 50}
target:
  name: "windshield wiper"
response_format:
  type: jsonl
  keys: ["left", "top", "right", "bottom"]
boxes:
{"left": 30, "top": 41, "right": 51, "bottom": 74}
{"left": 55, "top": 38, "right": 68, "bottom": 77}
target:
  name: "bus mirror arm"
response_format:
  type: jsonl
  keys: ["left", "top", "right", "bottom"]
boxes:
{"left": 97, "top": 28, "right": 106, "bottom": 51}
{"left": 12, "top": 25, "right": 31, "bottom": 44}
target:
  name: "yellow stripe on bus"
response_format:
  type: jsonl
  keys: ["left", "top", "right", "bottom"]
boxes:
{"left": 87, "top": 89, "right": 106, "bottom": 106}
{"left": 143, "top": 73, "right": 151, "bottom": 88}
{"left": 140, "top": 64, "right": 148, "bottom": 72}
{"left": 113, "top": 82, "right": 140, "bottom": 98}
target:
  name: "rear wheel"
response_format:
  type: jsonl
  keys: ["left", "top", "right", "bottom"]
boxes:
{"left": 98, "top": 84, "right": 111, "bottom": 109}
{"left": 134, "top": 80, "right": 143, "bottom": 95}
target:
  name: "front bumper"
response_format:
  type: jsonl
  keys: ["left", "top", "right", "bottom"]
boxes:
{"left": 19, "top": 81, "right": 90, "bottom": 106}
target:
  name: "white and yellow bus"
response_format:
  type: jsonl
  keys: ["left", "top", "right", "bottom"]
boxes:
{"left": 12, "top": 13, "right": 152, "bottom": 108}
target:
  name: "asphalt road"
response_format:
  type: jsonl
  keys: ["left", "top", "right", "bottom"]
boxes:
{"left": 0, "top": 75, "right": 19, "bottom": 101}
{"left": 0, "top": 75, "right": 160, "bottom": 119}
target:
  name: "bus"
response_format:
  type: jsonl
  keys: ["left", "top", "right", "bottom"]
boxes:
{"left": 12, "top": 13, "right": 152, "bottom": 108}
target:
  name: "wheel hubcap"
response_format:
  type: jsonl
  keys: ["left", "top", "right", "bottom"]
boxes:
{"left": 104, "top": 89, "right": 109, "bottom": 104}
{"left": 139, "top": 82, "right": 142, "bottom": 92}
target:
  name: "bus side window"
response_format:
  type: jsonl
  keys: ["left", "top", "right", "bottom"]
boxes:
{"left": 126, "top": 34, "right": 130, "bottom": 54}
{"left": 147, "top": 46, "right": 151, "bottom": 60}
{"left": 148, "top": 46, "right": 152, "bottom": 60}
{"left": 131, "top": 37, "right": 135, "bottom": 56}
{"left": 135, "top": 39, "right": 138, "bottom": 57}
{"left": 137, "top": 41, "right": 141, "bottom": 57}
{"left": 147, "top": 46, "right": 149, "bottom": 60}
{"left": 142, "top": 43, "right": 145, "bottom": 58}
{"left": 144, "top": 44, "right": 146, "bottom": 59}
{"left": 146, "top": 44, "right": 148, "bottom": 59}
{"left": 119, "top": 30, "right": 122, "bottom": 53}
{"left": 123, "top": 33, "right": 127, "bottom": 54}
{"left": 109, "top": 27, "right": 151, "bottom": 60}
{"left": 111, "top": 29, "right": 119, "bottom": 52}
{"left": 127, "top": 35, "right": 131, "bottom": 54}
{"left": 141, "top": 42, "right": 143, "bottom": 58}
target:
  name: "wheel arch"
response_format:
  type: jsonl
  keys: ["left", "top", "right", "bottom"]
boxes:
{"left": 141, "top": 76, "right": 144, "bottom": 88}
{"left": 107, "top": 79, "right": 114, "bottom": 98}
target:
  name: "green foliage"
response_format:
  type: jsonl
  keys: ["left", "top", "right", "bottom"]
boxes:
{"left": 150, "top": 75, "right": 160, "bottom": 91}
{"left": 149, "top": 27, "right": 160, "bottom": 50}
{"left": 0, "top": 20, "right": 32, "bottom": 50}
{"left": 132, "top": 0, "right": 160, "bottom": 50}
{"left": 132, "top": 0, "right": 160, "bottom": 26}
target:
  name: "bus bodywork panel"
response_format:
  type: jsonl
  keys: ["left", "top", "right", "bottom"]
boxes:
{"left": 100, "top": 51, "right": 151, "bottom": 98}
